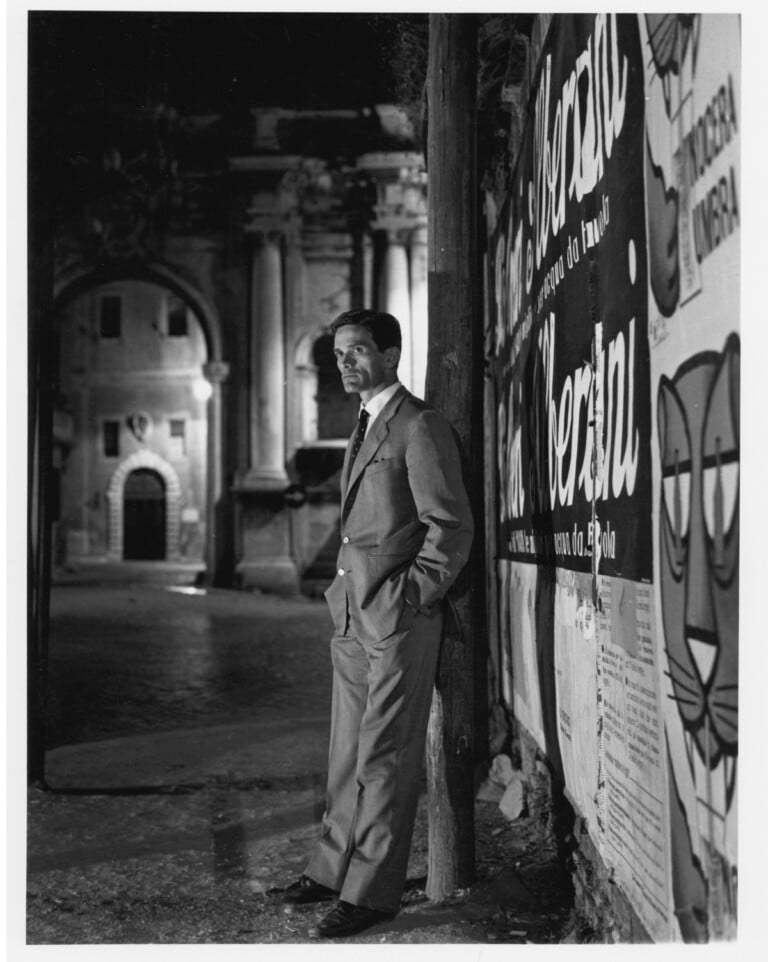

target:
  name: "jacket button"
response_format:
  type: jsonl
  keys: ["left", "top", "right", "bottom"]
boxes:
{"left": 338, "top": 568, "right": 346, "bottom": 576}
{"left": 342, "top": 536, "right": 350, "bottom": 544}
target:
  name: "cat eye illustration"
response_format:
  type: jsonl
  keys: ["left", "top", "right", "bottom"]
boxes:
{"left": 657, "top": 337, "right": 739, "bottom": 766}
{"left": 701, "top": 338, "right": 739, "bottom": 583}
{"left": 658, "top": 381, "right": 692, "bottom": 577}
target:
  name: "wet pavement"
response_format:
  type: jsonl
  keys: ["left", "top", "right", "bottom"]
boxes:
{"left": 44, "top": 583, "right": 332, "bottom": 749}
{"left": 24, "top": 582, "right": 576, "bottom": 945}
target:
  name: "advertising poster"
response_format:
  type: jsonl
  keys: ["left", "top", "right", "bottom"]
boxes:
{"left": 490, "top": 14, "right": 671, "bottom": 934}
{"left": 642, "top": 14, "right": 740, "bottom": 941}
{"left": 489, "top": 12, "right": 738, "bottom": 942}
{"left": 596, "top": 576, "right": 669, "bottom": 937}
{"left": 493, "top": 13, "right": 652, "bottom": 585}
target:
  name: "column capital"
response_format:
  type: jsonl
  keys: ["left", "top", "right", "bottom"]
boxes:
{"left": 371, "top": 203, "right": 427, "bottom": 240}
{"left": 282, "top": 212, "right": 304, "bottom": 247}
{"left": 203, "top": 361, "right": 230, "bottom": 385}
{"left": 356, "top": 151, "right": 426, "bottom": 177}
{"left": 410, "top": 224, "right": 428, "bottom": 247}
{"left": 359, "top": 151, "right": 428, "bottom": 235}
{"left": 244, "top": 217, "right": 284, "bottom": 245}
{"left": 377, "top": 219, "right": 421, "bottom": 247}
{"left": 301, "top": 229, "right": 354, "bottom": 261}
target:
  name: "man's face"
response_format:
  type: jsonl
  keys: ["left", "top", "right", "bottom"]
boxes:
{"left": 333, "top": 324, "right": 397, "bottom": 402}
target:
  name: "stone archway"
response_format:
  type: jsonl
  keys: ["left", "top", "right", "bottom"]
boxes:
{"left": 53, "top": 263, "right": 229, "bottom": 581}
{"left": 53, "top": 260, "right": 224, "bottom": 362}
{"left": 106, "top": 451, "right": 182, "bottom": 561}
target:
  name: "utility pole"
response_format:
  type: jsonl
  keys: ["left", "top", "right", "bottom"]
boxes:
{"left": 424, "top": 12, "right": 483, "bottom": 899}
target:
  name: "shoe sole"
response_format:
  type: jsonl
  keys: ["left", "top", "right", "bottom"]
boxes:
{"left": 308, "top": 913, "right": 394, "bottom": 938}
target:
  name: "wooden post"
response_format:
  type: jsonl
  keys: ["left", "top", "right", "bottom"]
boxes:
{"left": 425, "top": 12, "right": 483, "bottom": 900}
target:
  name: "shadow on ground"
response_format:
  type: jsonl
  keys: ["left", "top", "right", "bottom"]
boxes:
{"left": 27, "top": 585, "right": 575, "bottom": 944}
{"left": 27, "top": 783, "right": 574, "bottom": 944}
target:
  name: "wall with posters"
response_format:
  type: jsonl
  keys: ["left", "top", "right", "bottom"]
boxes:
{"left": 488, "top": 14, "right": 739, "bottom": 941}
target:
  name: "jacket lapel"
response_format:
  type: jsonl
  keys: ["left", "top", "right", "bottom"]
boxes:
{"left": 340, "top": 428, "right": 357, "bottom": 496}
{"left": 341, "top": 386, "right": 408, "bottom": 511}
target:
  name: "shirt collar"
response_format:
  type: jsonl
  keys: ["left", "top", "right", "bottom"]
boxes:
{"left": 360, "top": 381, "right": 401, "bottom": 425}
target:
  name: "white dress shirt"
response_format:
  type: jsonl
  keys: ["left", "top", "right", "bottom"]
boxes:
{"left": 359, "top": 381, "right": 401, "bottom": 439}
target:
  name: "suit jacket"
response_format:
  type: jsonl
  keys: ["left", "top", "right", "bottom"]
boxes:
{"left": 324, "top": 385, "right": 474, "bottom": 641}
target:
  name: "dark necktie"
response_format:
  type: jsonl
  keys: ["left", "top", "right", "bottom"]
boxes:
{"left": 349, "top": 408, "right": 370, "bottom": 466}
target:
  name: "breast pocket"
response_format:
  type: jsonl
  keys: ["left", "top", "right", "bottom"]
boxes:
{"left": 364, "top": 461, "right": 416, "bottom": 537}
{"left": 365, "top": 457, "right": 395, "bottom": 475}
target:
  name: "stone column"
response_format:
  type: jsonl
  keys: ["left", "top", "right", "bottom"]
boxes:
{"left": 357, "top": 152, "right": 427, "bottom": 394}
{"left": 381, "top": 228, "right": 413, "bottom": 392}
{"left": 235, "top": 223, "right": 298, "bottom": 593}
{"left": 409, "top": 224, "right": 429, "bottom": 399}
{"left": 202, "top": 360, "right": 229, "bottom": 584}
{"left": 362, "top": 231, "right": 375, "bottom": 309}
{"left": 248, "top": 230, "right": 288, "bottom": 487}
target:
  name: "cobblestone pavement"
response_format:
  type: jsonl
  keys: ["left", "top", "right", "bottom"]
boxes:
{"left": 23, "top": 583, "right": 575, "bottom": 945}
{"left": 44, "top": 583, "right": 333, "bottom": 748}
{"left": 26, "top": 785, "right": 575, "bottom": 945}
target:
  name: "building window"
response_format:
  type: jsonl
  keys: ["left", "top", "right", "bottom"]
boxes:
{"left": 169, "top": 419, "right": 187, "bottom": 458}
{"left": 103, "top": 420, "right": 120, "bottom": 457}
{"left": 167, "top": 298, "right": 188, "bottom": 337}
{"left": 99, "top": 296, "right": 122, "bottom": 339}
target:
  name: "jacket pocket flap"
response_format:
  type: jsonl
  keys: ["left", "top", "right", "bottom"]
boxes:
{"left": 364, "top": 457, "right": 396, "bottom": 475}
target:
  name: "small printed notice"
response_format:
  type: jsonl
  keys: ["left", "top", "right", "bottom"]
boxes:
{"left": 554, "top": 569, "right": 600, "bottom": 829}
{"left": 596, "top": 577, "right": 670, "bottom": 941}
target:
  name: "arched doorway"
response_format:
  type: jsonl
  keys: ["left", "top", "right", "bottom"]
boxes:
{"left": 123, "top": 469, "right": 166, "bottom": 559}
{"left": 107, "top": 450, "right": 182, "bottom": 561}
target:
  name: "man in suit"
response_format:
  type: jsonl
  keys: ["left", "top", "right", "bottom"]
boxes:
{"left": 281, "top": 309, "right": 474, "bottom": 939}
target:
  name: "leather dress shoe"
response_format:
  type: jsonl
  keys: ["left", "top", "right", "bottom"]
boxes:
{"left": 281, "top": 875, "right": 338, "bottom": 906}
{"left": 308, "top": 900, "right": 394, "bottom": 939}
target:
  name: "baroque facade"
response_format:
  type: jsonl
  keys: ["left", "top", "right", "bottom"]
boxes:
{"left": 53, "top": 104, "right": 428, "bottom": 591}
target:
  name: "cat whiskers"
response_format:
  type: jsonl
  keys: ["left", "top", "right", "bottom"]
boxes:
{"left": 667, "top": 693, "right": 698, "bottom": 707}
{"left": 664, "top": 670, "right": 699, "bottom": 697}
{"left": 665, "top": 651, "right": 697, "bottom": 680}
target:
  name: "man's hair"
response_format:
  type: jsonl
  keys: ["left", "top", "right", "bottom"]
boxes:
{"left": 329, "top": 309, "right": 402, "bottom": 352}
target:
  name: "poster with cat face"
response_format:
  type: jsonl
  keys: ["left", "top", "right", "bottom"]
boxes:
{"left": 643, "top": 13, "right": 739, "bottom": 941}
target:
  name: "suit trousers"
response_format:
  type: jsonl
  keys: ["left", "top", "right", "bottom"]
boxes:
{"left": 305, "top": 606, "right": 444, "bottom": 914}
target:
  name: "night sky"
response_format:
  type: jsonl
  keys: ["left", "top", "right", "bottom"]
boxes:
{"left": 28, "top": 11, "right": 425, "bottom": 115}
